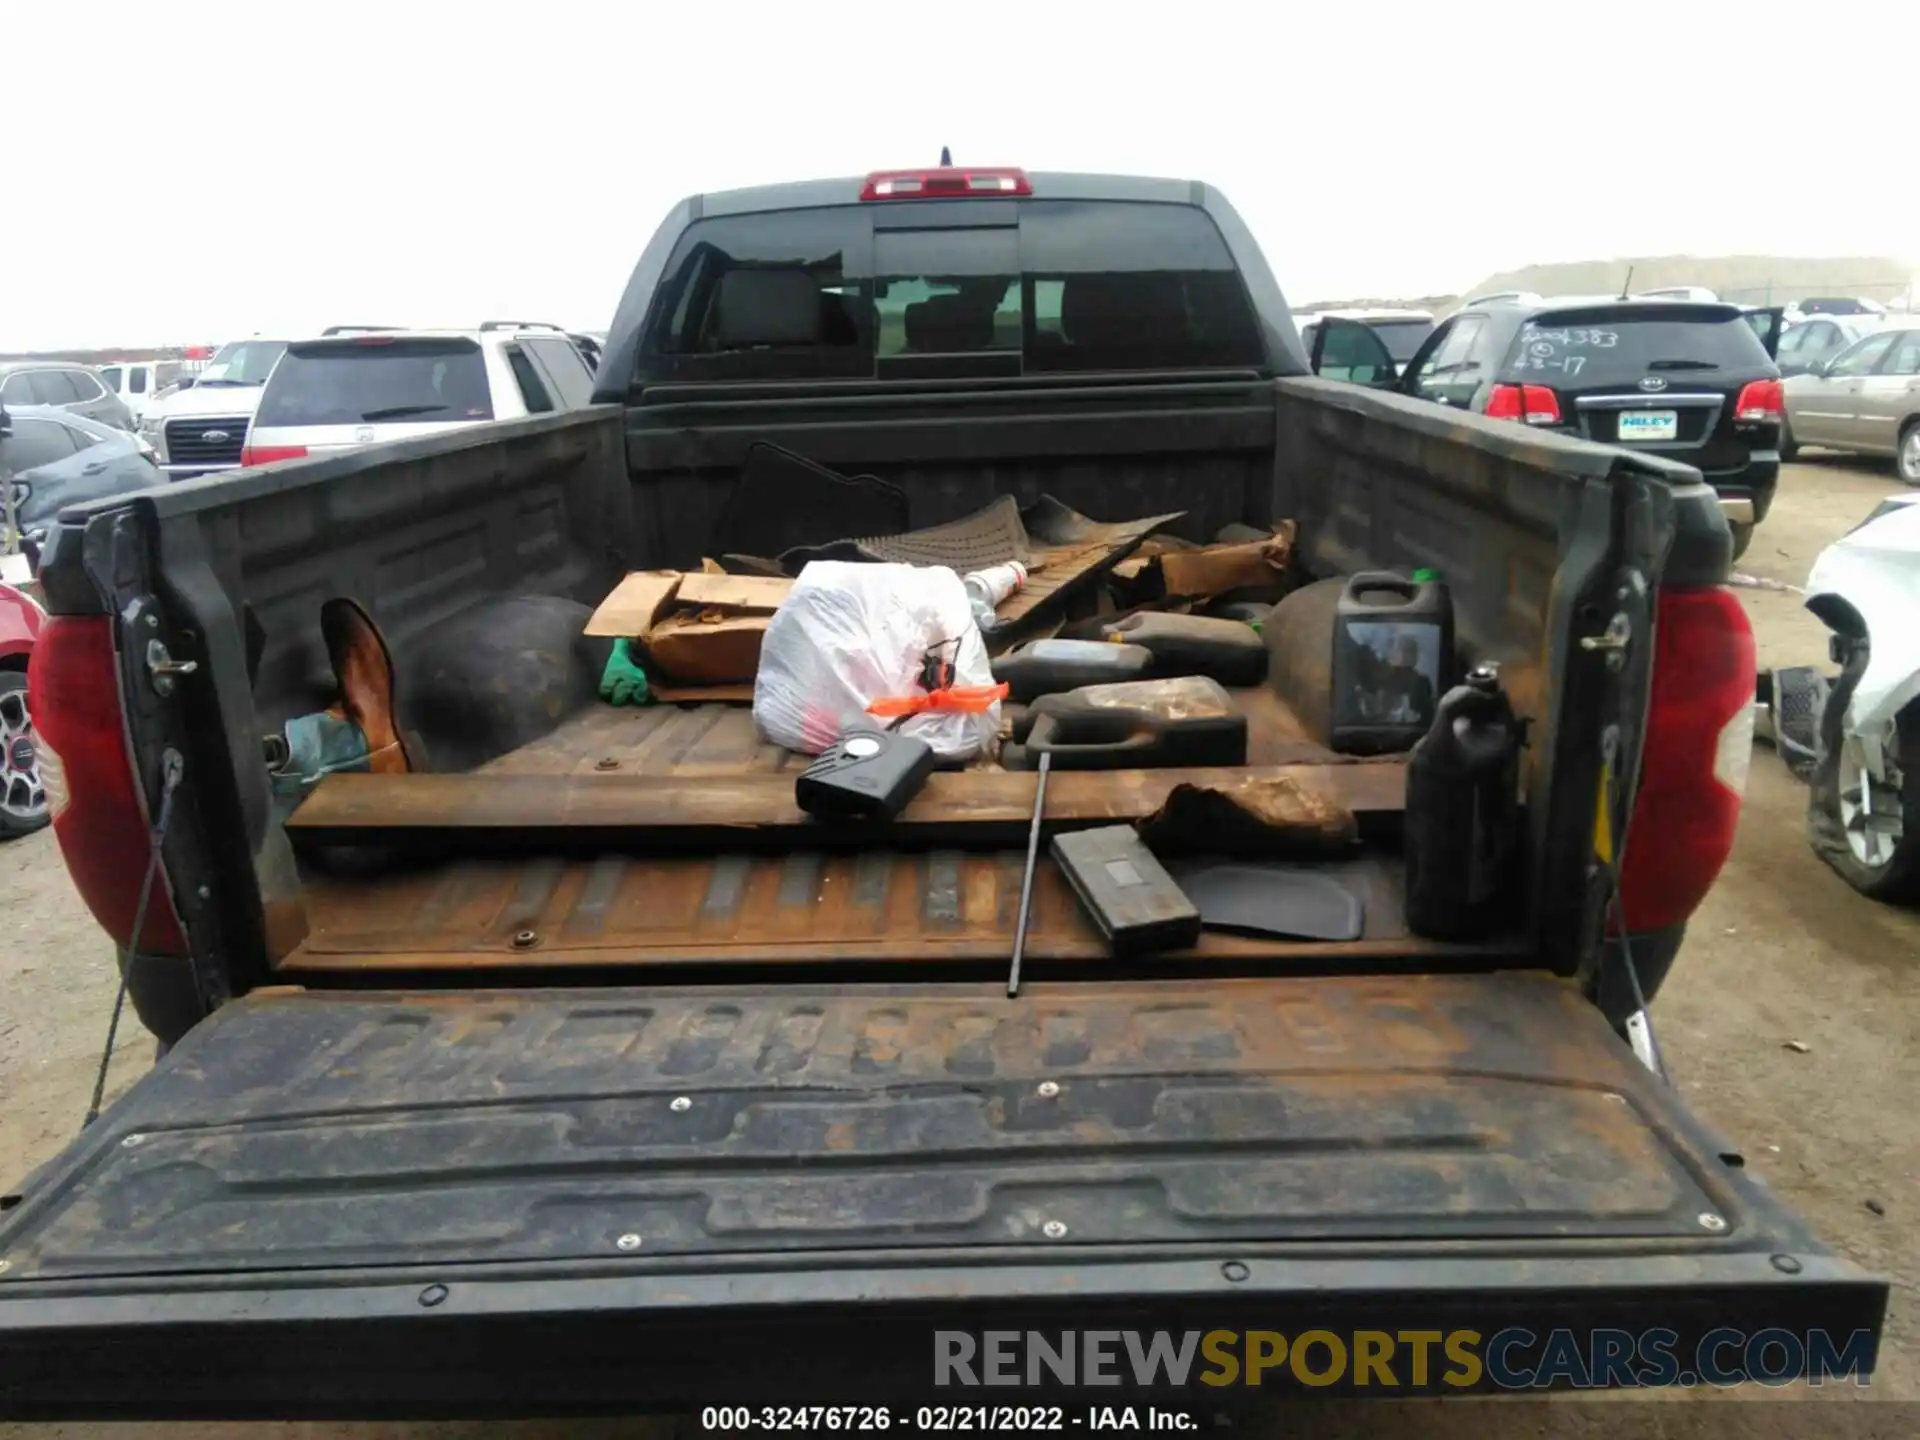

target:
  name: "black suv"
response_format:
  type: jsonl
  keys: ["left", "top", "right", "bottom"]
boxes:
{"left": 1313, "top": 299, "right": 1784, "bottom": 557}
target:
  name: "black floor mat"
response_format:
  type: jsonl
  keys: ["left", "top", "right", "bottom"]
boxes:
{"left": 710, "top": 443, "right": 908, "bottom": 564}
{"left": 1163, "top": 861, "right": 1366, "bottom": 941}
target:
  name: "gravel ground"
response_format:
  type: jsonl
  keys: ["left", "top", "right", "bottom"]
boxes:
{"left": 1, "top": 454, "right": 1916, "bottom": 1437}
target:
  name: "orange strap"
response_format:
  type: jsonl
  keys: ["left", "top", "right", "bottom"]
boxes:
{"left": 867, "top": 683, "right": 1009, "bottom": 718}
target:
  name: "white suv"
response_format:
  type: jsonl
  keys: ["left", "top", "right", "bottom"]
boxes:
{"left": 241, "top": 323, "right": 598, "bottom": 466}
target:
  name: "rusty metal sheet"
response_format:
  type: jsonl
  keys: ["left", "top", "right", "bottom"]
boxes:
{"left": 287, "top": 849, "right": 1463, "bottom": 970}
{"left": 0, "top": 973, "right": 1750, "bottom": 1282}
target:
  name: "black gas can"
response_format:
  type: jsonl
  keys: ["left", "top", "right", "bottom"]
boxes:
{"left": 992, "top": 638, "right": 1154, "bottom": 703}
{"left": 1000, "top": 677, "right": 1246, "bottom": 771}
{"left": 1403, "top": 665, "right": 1522, "bottom": 940}
{"left": 1329, "top": 571, "right": 1454, "bottom": 754}
{"left": 1099, "top": 612, "right": 1267, "bottom": 687}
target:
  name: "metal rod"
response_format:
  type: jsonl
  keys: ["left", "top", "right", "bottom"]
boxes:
{"left": 1006, "top": 751, "right": 1050, "bottom": 998}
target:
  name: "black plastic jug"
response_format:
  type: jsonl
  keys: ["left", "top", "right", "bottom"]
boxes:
{"left": 1098, "top": 613, "right": 1268, "bottom": 687}
{"left": 991, "top": 638, "right": 1154, "bottom": 703}
{"left": 1403, "top": 665, "right": 1521, "bottom": 940}
{"left": 1000, "top": 677, "right": 1247, "bottom": 771}
{"left": 1329, "top": 571, "right": 1454, "bottom": 754}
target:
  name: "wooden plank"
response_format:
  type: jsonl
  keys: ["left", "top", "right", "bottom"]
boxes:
{"left": 288, "top": 762, "right": 1406, "bottom": 853}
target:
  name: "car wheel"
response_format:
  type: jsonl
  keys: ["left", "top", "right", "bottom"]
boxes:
{"left": 0, "top": 670, "right": 51, "bottom": 840}
{"left": 1779, "top": 417, "right": 1799, "bottom": 462}
{"left": 1728, "top": 521, "right": 1753, "bottom": 561}
{"left": 1808, "top": 652, "right": 1920, "bottom": 903}
{"left": 1897, "top": 420, "right": 1920, "bottom": 486}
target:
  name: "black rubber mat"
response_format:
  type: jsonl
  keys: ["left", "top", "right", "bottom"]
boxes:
{"left": 711, "top": 443, "right": 908, "bottom": 564}
{"left": 780, "top": 493, "right": 1038, "bottom": 572}
{"left": 779, "top": 494, "right": 1182, "bottom": 575}
{"left": 1162, "top": 861, "right": 1366, "bottom": 941}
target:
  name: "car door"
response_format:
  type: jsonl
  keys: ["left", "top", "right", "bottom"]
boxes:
{"left": 1810, "top": 321, "right": 1846, "bottom": 376}
{"left": 1306, "top": 317, "right": 1398, "bottom": 388}
{"left": 1792, "top": 331, "right": 1894, "bottom": 447}
{"left": 1742, "top": 307, "right": 1785, "bottom": 361}
{"left": 1401, "top": 314, "right": 1489, "bottom": 409}
{"left": 0, "top": 415, "right": 86, "bottom": 532}
{"left": 1852, "top": 329, "right": 1920, "bottom": 457}
{"left": 1820, "top": 331, "right": 1899, "bottom": 449}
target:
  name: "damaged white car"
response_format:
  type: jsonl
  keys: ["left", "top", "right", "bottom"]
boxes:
{"left": 1781, "top": 493, "right": 1920, "bottom": 901}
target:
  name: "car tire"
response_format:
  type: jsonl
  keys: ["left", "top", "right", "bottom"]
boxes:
{"left": 0, "top": 669, "right": 51, "bottom": 841}
{"left": 1807, "top": 648, "right": 1920, "bottom": 904}
{"left": 1779, "top": 418, "right": 1799, "bottom": 462}
{"left": 1728, "top": 521, "right": 1754, "bottom": 561}
{"left": 1897, "top": 419, "right": 1920, "bottom": 486}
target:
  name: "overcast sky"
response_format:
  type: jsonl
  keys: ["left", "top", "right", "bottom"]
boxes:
{"left": 5, "top": 1, "right": 1913, "bottom": 350}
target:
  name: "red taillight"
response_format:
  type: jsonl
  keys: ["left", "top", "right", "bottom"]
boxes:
{"left": 241, "top": 444, "right": 308, "bottom": 467}
{"left": 860, "top": 166, "right": 1033, "bottom": 201}
{"left": 1734, "top": 378, "right": 1783, "bottom": 423}
{"left": 1484, "top": 383, "right": 1563, "bottom": 425}
{"left": 27, "top": 615, "right": 187, "bottom": 953}
{"left": 1615, "top": 586, "right": 1756, "bottom": 933}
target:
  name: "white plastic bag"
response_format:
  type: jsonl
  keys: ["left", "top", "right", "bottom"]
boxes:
{"left": 754, "top": 561, "right": 1000, "bottom": 760}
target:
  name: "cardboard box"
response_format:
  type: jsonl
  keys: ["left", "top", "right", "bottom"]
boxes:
{"left": 642, "top": 612, "right": 765, "bottom": 686}
{"left": 584, "top": 571, "right": 682, "bottom": 638}
{"left": 585, "top": 569, "right": 789, "bottom": 688}
{"left": 1156, "top": 521, "right": 1297, "bottom": 600}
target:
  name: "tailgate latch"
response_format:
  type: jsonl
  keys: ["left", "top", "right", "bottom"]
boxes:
{"left": 145, "top": 637, "right": 199, "bottom": 695}
{"left": 1579, "top": 611, "right": 1633, "bottom": 669}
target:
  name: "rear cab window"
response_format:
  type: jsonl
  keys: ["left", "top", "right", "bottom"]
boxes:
{"left": 254, "top": 339, "right": 495, "bottom": 427}
{"left": 1501, "top": 305, "right": 1774, "bottom": 386}
{"left": 639, "top": 199, "right": 1263, "bottom": 384}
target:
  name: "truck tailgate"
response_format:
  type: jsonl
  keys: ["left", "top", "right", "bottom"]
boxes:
{"left": 0, "top": 974, "right": 1883, "bottom": 1414}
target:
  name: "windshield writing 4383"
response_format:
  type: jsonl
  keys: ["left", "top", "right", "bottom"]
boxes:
{"left": 1522, "top": 328, "right": 1619, "bottom": 348}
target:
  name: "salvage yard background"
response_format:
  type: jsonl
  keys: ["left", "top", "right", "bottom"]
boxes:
{"left": 2, "top": 455, "right": 1917, "bottom": 1438}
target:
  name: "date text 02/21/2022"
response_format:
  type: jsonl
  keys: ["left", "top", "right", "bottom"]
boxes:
{"left": 700, "top": 1406, "right": 1196, "bottom": 1432}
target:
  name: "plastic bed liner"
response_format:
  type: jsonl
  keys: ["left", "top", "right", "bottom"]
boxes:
{"left": 0, "top": 973, "right": 1884, "bottom": 1417}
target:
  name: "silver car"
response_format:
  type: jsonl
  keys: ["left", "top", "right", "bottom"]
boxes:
{"left": 1782, "top": 326, "right": 1920, "bottom": 483}
{"left": 0, "top": 404, "right": 161, "bottom": 536}
{"left": 1775, "top": 315, "right": 1880, "bottom": 378}
{"left": 0, "top": 361, "right": 136, "bottom": 431}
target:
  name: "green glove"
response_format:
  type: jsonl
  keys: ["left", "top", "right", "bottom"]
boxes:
{"left": 598, "top": 638, "right": 651, "bottom": 706}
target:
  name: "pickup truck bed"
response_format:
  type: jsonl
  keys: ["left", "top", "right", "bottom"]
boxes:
{"left": 5, "top": 332, "right": 1886, "bottom": 1409}
{"left": 277, "top": 683, "right": 1479, "bottom": 977}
